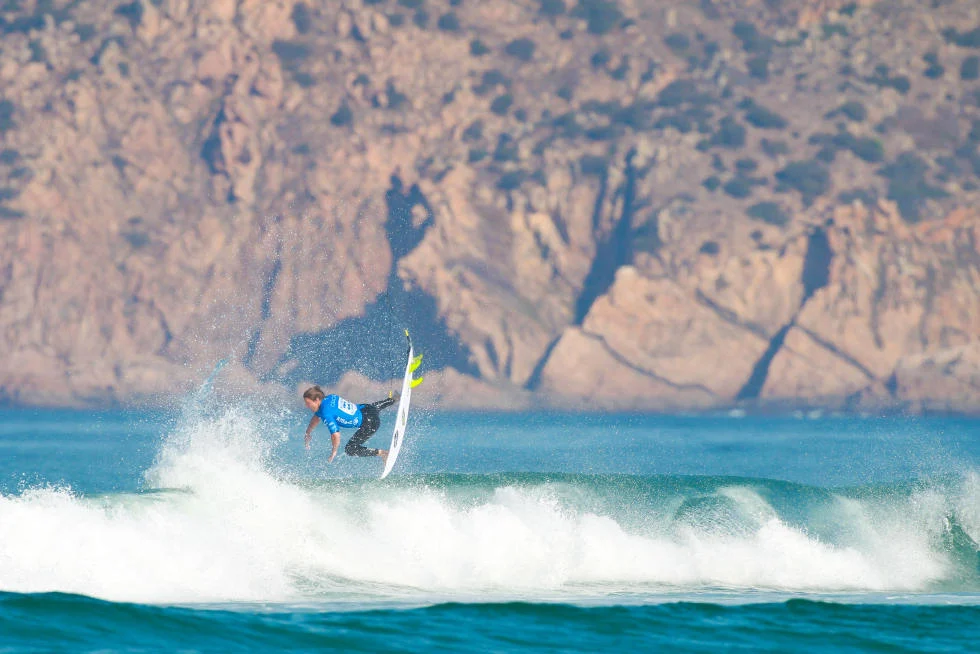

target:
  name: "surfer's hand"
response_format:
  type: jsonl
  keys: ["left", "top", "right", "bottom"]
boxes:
{"left": 304, "top": 433, "right": 311, "bottom": 450}
{"left": 328, "top": 450, "right": 337, "bottom": 463}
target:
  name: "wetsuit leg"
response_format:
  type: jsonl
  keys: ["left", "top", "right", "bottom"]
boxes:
{"left": 371, "top": 393, "right": 398, "bottom": 411}
{"left": 345, "top": 404, "right": 381, "bottom": 457}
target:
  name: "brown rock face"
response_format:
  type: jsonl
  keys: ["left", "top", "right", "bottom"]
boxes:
{"left": 0, "top": 0, "right": 978, "bottom": 413}
{"left": 764, "top": 205, "right": 980, "bottom": 405}
{"left": 540, "top": 267, "right": 770, "bottom": 407}
{"left": 893, "top": 343, "right": 980, "bottom": 413}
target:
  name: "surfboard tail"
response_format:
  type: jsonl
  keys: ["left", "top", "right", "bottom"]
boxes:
{"left": 405, "top": 330, "right": 423, "bottom": 386}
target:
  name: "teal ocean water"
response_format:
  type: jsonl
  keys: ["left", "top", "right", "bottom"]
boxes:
{"left": 0, "top": 399, "right": 978, "bottom": 651}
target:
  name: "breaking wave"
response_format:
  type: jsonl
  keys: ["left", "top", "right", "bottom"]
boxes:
{"left": 0, "top": 407, "right": 976, "bottom": 604}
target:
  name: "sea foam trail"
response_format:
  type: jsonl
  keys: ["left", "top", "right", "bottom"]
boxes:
{"left": 0, "top": 410, "right": 977, "bottom": 604}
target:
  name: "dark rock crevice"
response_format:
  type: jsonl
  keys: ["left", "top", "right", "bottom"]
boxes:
{"left": 917, "top": 264, "right": 936, "bottom": 349}
{"left": 869, "top": 252, "right": 887, "bottom": 349}
{"left": 694, "top": 289, "right": 769, "bottom": 339}
{"left": 485, "top": 337, "right": 499, "bottom": 372}
{"left": 523, "top": 150, "right": 641, "bottom": 388}
{"left": 797, "top": 325, "right": 876, "bottom": 381}
{"left": 201, "top": 105, "right": 227, "bottom": 175}
{"left": 586, "top": 160, "right": 610, "bottom": 233}
{"left": 276, "top": 176, "right": 478, "bottom": 387}
{"left": 524, "top": 150, "right": 641, "bottom": 387}
{"left": 385, "top": 174, "right": 434, "bottom": 259}
{"left": 574, "top": 149, "right": 637, "bottom": 325}
{"left": 524, "top": 335, "right": 563, "bottom": 391}
{"left": 735, "top": 323, "right": 793, "bottom": 401}
{"left": 800, "top": 227, "right": 832, "bottom": 303}
{"left": 884, "top": 371, "right": 899, "bottom": 397}
{"left": 243, "top": 241, "right": 282, "bottom": 368}
{"left": 154, "top": 305, "right": 175, "bottom": 356}
{"left": 584, "top": 330, "right": 718, "bottom": 397}
{"left": 736, "top": 227, "right": 834, "bottom": 401}
{"left": 502, "top": 329, "right": 514, "bottom": 381}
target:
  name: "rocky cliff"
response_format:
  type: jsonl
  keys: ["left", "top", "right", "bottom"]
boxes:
{"left": 0, "top": 0, "right": 978, "bottom": 412}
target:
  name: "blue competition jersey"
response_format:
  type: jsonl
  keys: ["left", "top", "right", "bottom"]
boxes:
{"left": 315, "top": 394, "right": 363, "bottom": 433}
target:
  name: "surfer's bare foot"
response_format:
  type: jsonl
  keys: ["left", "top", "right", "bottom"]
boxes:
{"left": 378, "top": 449, "right": 389, "bottom": 465}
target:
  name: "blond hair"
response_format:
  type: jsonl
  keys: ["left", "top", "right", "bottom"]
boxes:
{"left": 303, "top": 385, "right": 325, "bottom": 402}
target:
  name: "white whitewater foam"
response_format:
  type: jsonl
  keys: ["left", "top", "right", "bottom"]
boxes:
{"left": 0, "top": 410, "right": 974, "bottom": 604}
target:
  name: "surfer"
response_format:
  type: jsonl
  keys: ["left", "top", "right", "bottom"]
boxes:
{"left": 302, "top": 386, "right": 398, "bottom": 464}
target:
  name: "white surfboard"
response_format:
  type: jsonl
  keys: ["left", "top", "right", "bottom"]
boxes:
{"left": 380, "top": 331, "right": 422, "bottom": 479}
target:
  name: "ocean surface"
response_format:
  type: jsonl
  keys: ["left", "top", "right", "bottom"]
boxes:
{"left": 0, "top": 392, "right": 978, "bottom": 651}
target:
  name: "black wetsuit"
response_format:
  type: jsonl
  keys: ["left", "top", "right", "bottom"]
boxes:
{"left": 344, "top": 395, "right": 397, "bottom": 457}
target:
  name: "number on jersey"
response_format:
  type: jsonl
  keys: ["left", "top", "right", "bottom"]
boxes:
{"left": 338, "top": 398, "right": 357, "bottom": 415}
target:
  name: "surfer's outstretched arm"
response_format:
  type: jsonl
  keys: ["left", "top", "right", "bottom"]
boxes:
{"left": 328, "top": 430, "right": 340, "bottom": 463}
{"left": 304, "top": 416, "right": 320, "bottom": 450}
